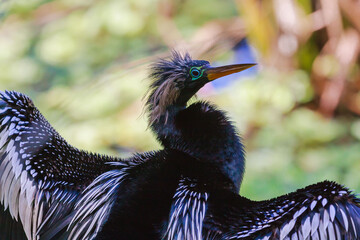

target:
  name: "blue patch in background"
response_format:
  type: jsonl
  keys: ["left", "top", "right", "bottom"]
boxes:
{"left": 212, "top": 38, "right": 258, "bottom": 89}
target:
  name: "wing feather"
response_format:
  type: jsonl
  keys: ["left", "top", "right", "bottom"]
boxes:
{"left": 0, "top": 91, "right": 114, "bottom": 239}
{"left": 210, "top": 181, "right": 360, "bottom": 239}
{"left": 163, "top": 177, "right": 209, "bottom": 240}
{"left": 67, "top": 160, "right": 140, "bottom": 240}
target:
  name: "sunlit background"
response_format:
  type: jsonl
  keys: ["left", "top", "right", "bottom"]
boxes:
{"left": 1, "top": 0, "right": 360, "bottom": 200}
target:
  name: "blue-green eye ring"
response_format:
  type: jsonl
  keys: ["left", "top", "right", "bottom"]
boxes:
{"left": 190, "top": 67, "right": 204, "bottom": 80}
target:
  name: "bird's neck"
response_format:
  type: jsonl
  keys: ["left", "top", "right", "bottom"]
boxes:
{"left": 150, "top": 102, "right": 245, "bottom": 193}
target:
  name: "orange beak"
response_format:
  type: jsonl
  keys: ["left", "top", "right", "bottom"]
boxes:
{"left": 206, "top": 63, "right": 256, "bottom": 81}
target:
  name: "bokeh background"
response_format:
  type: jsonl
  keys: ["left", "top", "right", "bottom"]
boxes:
{"left": 1, "top": 0, "right": 360, "bottom": 200}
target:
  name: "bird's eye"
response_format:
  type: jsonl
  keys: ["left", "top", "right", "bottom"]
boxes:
{"left": 190, "top": 67, "right": 203, "bottom": 80}
{"left": 192, "top": 69, "right": 200, "bottom": 77}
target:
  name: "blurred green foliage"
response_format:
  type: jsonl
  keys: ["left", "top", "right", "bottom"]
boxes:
{"left": 1, "top": 0, "right": 360, "bottom": 201}
{"left": 222, "top": 74, "right": 360, "bottom": 199}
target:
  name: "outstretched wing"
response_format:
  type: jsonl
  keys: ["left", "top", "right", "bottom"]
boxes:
{"left": 207, "top": 181, "right": 360, "bottom": 240}
{"left": 0, "top": 91, "right": 113, "bottom": 239}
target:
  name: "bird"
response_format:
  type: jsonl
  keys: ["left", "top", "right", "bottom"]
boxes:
{"left": 144, "top": 52, "right": 360, "bottom": 239}
{"left": 0, "top": 51, "right": 359, "bottom": 240}
{"left": 0, "top": 51, "right": 252, "bottom": 240}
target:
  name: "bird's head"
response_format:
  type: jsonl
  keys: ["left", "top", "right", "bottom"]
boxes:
{"left": 146, "top": 51, "right": 255, "bottom": 123}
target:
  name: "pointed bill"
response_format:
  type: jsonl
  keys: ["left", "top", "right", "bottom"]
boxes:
{"left": 206, "top": 64, "right": 256, "bottom": 81}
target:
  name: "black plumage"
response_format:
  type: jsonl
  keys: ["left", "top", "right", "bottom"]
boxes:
{"left": 0, "top": 89, "right": 244, "bottom": 239}
{"left": 0, "top": 91, "right": 114, "bottom": 239}
{"left": 0, "top": 51, "right": 359, "bottom": 240}
{"left": 206, "top": 180, "right": 360, "bottom": 239}
{"left": 143, "top": 52, "right": 360, "bottom": 239}
{"left": 147, "top": 52, "right": 248, "bottom": 192}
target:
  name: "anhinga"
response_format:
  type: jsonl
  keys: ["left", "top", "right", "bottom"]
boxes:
{"left": 0, "top": 51, "right": 359, "bottom": 240}
{"left": 145, "top": 52, "right": 360, "bottom": 239}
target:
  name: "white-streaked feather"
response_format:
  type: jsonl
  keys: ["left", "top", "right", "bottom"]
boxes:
{"left": 301, "top": 215, "right": 311, "bottom": 239}
{"left": 163, "top": 177, "right": 208, "bottom": 240}
{"left": 334, "top": 222, "right": 342, "bottom": 239}
{"left": 9, "top": 175, "right": 21, "bottom": 220}
{"left": 329, "top": 204, "right": 336, "bottom": 222}
{"left": 311, "top": 212, "right": 320, "bottom": 235}
{"left": 0, "top": 91, "right": 86, "bottom": 239}
{"left": 68, "top": 165, "right": 135, "bottom": 240}
{"left": 279, "top": 218, "right": 295, "bottom": 239}
{"left": 224, "top": 181, "right": 360, "bottom": 240}
{"left": 339, "top": 207, "right": 349, "bottom": 231}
